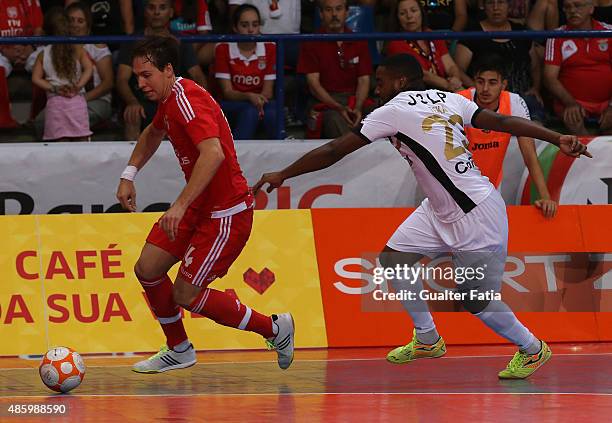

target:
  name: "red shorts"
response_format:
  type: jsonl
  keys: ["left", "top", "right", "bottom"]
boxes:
{"left": 146, "top": 207, "right": 253, "bottom": 287}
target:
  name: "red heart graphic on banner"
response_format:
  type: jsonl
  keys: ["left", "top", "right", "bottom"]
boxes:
{"left": 243, "top": 268, "right": 276, "bottom": 294}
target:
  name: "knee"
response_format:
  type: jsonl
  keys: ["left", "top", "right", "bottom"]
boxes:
{"left": 172, "top": 282, "right": 199, "bottom": 309}
{"left": 461, "top": 297, "right": 490, "bottom": 314}
{"left": 134, "top": 260, "right": 158, "bottom": 283}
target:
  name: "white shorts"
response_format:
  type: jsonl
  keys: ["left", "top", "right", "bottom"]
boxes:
{"left": 387, "top": 189, "right": 508, "bottom": 255}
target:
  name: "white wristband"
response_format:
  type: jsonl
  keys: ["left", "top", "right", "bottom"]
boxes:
{"left": 120, "top": 165, "right": 138, "bottom": 181}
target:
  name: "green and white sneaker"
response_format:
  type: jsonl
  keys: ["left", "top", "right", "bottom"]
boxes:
{"left": 132, "top": 344, "right": 196, "bottom": 374}
{"left": 266, "top": 313, "right": 295, "bottom": 370}
{"left": 386, "top": 329, "right": 447, "bottom": 364}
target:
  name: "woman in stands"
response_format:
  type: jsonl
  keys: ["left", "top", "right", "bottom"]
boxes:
{"left": 66, "top": 1, "right": 114, "bottom": 129}
{"left": 31, "top": 7, "right": 93, "bottom": 141}
{"left": 214, "top": 4, "right": 277, "bottom": 139}
{"left": 384, "top": 0, "right": 473, "bottom": 91}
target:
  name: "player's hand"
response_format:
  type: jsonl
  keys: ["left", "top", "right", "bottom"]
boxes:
{"left": 598, "top": 106, "right": 612, "bottom": 129}
{"left": 116, "top": 179, "right": 137, "bottom": 212}
{"left": 339, "top": 106, "right": 354, "bottom": 125}
{"left": 159, "top": 203, "right": 186, "bottom": 242}
{"left": 534, "top": 198, "right": 557, "bottom": 218}
{"left": 347, "top": 108, "right": 362, "bottom": 127}
{"left": 124, "top": 102, "right": 145, "bottom": 125}
{"left": 524, "top": 87, "right": 544, "bottom": 105}
{"left": 563, "top": 103, "right": 585, "bottom": 127}
{"left": 558, "top": 135, "right": 592, "bottom": 158}
{"left": 253, "top": 172, "right": 285, "bottom": 195}
{"left": 447, "top": 77, "right": 463, "bottom": 92}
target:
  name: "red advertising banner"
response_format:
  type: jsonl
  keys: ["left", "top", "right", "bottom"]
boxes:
{"left": 312, "top": 206, "right": 612, "bottom": 347}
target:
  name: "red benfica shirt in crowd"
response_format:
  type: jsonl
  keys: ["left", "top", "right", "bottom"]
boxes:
{"left": 385, "top": 35, "right": 449, "bottom": 79}
{"left": 214, "top": 42, "right": 276, "bottom": 93}
{"left": 297, "top": 27, "right": 372, "bottom": 94}
{"left": 171, "top": 0, "right": 212, "bottom": 35}
{"left": 152, "top": 77, "right": 250, "bottom": 215}
{"left": 0, "top": 0, "right": 42, "bottom": 36}
{"left": 544, "top": 20, "right": 612, "bottom": 103}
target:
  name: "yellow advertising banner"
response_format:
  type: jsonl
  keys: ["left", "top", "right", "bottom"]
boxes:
{"left": 1, "top": 210, "right": 326, "bottom": 356}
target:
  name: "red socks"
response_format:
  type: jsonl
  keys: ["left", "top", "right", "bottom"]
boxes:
{"left": 138, "top": 274, "right": 188, "bottom": 349}
{"left": 188, "top": 288, "right": 274, "bottom": 338}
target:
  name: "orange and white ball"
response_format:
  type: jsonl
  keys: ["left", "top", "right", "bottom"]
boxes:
{"left": 39, "top": 347, "right": 86, "bottom": 393}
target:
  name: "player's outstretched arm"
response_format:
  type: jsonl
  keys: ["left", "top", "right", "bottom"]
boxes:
{"left": 116, "top": 124, "right": 166, "bottom": 212}
{"left": 253, "top": 132, "right": 369, "bottom": 194}
{"left": 472, "top": 109, "right": 592, "bottom": 158}
{"left": 517, "top": 137, "right": 557, "bottom": 218}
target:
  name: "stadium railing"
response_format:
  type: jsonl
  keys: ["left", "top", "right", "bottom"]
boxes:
{"left": 1, "top": 29, "right": 610, "bottom": 140}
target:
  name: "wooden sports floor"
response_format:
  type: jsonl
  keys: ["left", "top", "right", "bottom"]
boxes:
{"left": 1, "top": 343, "right": 611, "bottom": 422}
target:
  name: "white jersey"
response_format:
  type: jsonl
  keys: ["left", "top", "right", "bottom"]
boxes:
{"left": 357, "top": 90, "right": 494, "bottom": 223}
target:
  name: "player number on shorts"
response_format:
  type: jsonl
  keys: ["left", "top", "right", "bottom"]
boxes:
{"left": 184, "top": 246, "right": 195, "bottom": 268}
{"left": 421, "top": 114, "right": 469, "bottom": 160}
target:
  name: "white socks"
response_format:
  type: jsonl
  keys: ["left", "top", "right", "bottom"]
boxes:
{"left": 475, "top": 301, "right": 539, "bottom": 353}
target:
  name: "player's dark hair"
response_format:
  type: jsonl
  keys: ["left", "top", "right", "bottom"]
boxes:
{"left": 232, "top": 4, "right": 261, "bottom": 31}
{"left": 471, "top": 54, "right": 508, "bottom": 80}
{"left": 132, "top": 35, "right": 180, "bottom": 73}
{"left": 381, "top": 54, "right": 426, "bottom": 90}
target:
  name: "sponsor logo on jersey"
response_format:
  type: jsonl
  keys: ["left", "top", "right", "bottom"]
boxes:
{"left": 561, "top": 40, "right": 578, "bottom": 61}
{"left": 232, "top": 74, "right": 261, "bottom": 87}
{"left": 469, "top": 141, "right": 500, "bottom": 151}
{"left": 7, "top": 6, "right": 18, "bottom": 19}
{"left": 455, "top": 158, "right": 477, "bottom": 174}
{"left": 598, "top": 39, "right": 608, "bottom": 52}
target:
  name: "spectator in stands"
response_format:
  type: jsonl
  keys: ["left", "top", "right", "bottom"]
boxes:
{"left": 214, "top": 4, "right": 277, "bottom": 139}
{"left": 33, "top": 2, "right": 115, "bottom": 136}
{"left": 544, "top": 0, "right": 612, "bottom": 134}
{"left": 65, "top": 0, "right": 135, "bottom": 35}
{"left": 458, "top": 55, "right": 557, "bottom": 217}
{"left": 454, "top": 0, "right": 546, "bottom": 122}
{"left": 116, "top": 0, "right": 206, "bottom": 140}
{"left": 298, "top": 0, "right": 373, "bottom": 138}
{"left": 67, "top": 2, "right": 114, "bottom": 128}
{"left": 420, "top": 0, "right": 469, "bottom": 31}
{"left": 526, "top": 0, "right": 560, "bottom": 29}
{"left": 0, "top": 0, "right": 44, "bottom": 128}
{"left": 385, "top": 0, "right": 472, "bottom": 91}
{"left": 31, "top": 8, "right": 93, "bottom": 141}
{"left": 170, "top": 0, "right": 215, "bottom": 66}
{"left": 228, "top": 0, "right": 301, "bottom": 65}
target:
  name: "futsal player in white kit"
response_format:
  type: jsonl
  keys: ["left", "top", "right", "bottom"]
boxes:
{"left": 253, "top": 54, "right": 591, "bottom": 379}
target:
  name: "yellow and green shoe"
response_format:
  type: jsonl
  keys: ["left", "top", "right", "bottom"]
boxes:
{"left": 386, "top": 329, "right": 446, "bottom": 364}
{"left": 498, "top": 340, "right": 552, "bottom": 379}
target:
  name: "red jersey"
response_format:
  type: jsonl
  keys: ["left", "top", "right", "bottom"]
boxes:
{"left": 544, "top": 20, "right": 612, "bottom": 103}
{"left": 297, "top": 27, "right": 372, "bottom": 94}
{"left": 152, "top": 77, "right": 250, "bottom": 216}
{"left": 0, "top": 0, "right": 42, "bottom": 37}
{"left": 170, "top": 0, "right": 212, "bottom": 35}
{"left": 385, "top": 36, "right": 449, "bottom": 78}
{"left": 214, "top": 42, "right": 276, "bottom": 94}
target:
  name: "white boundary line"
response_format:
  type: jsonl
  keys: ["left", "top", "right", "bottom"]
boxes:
{"left": 1, "top": 392, "right": 612, "bottom": 399}
{"left": 1, "top": 352, "right": 612, "bottom": 371}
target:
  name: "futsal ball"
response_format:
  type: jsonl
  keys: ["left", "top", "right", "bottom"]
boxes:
{"left": 39, "top": 347, "right": 86, "bottom": 393}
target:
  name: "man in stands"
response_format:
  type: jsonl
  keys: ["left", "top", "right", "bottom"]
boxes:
{"left": 297, "top": 0, "right": 372, "bottom": 138}
{"left": 544, "top": 0, "right": 612, "bottom": 134}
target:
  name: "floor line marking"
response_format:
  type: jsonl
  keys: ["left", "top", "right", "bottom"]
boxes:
{"left": 1, "top": 351, "right": 611, "bottom": 371}
{"left": 1, "top": 392, "right": 611, "bottom": 399}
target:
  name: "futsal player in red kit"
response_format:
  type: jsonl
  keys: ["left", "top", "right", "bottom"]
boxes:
{"left": 116, "top": 36, "right": 294, "bottom": 373}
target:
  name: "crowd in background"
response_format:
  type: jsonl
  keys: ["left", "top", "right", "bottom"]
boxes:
{"left": 0, "top": 0, "right": 610, "bottom": 141}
